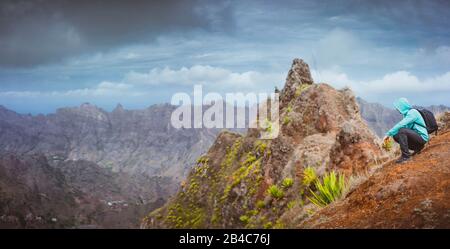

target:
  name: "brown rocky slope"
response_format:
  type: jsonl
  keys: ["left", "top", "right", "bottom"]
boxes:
{"left": 300, "top": 117, "right": 450, "bottom": 229}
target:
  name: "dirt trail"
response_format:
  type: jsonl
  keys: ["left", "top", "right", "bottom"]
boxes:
{"left": 301, "top": 130, "right": 450, "bottom": 228}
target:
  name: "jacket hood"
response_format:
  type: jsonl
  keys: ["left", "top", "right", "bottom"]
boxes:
{"left": 393, "top": 98, "right": 412, "bottom": 115}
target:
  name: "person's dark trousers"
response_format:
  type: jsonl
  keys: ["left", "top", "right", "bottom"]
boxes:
{"left": 393, "top": 128, "right": 426, "bottom": 158}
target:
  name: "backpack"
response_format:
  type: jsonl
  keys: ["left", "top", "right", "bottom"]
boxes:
{"left": 414, "top": 108, "right": 438, "bottom": 135}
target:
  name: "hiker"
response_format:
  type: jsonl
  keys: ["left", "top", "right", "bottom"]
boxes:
{"left": 384, "top": 98, "right": 429, "bottom": 164}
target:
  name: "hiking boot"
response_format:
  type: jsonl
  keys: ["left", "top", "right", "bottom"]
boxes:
{"left": 411, "top": 149, "right": 422, "bottom": 156}
{"left": 396, "top": 156, "right": 411, "bottom": 164}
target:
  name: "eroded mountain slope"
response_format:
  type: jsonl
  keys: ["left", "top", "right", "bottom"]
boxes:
{"left": 300, "top": 114, "right": 450, "bottom": 228}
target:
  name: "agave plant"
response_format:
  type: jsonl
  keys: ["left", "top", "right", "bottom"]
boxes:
{"left": 307, "top": 171, "right": 347, "bottom": 208}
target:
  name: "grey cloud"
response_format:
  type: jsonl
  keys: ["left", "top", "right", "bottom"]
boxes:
{"left": 0, "top": 0, "right": 235, "bottom": 67}
{"left": 256, "top": 0, "right": 450, "bottom": 37}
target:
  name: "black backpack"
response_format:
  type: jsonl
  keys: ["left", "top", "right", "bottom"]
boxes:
{"left": 414, "top": 108, "right": 438, "bottom": 135}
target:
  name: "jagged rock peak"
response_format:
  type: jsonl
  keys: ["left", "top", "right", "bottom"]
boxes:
{"left": 113, "top": 103, "right": 125, "bottom": 112}
{"left": 288, "top": 58, "right": 314, "bottom": 85}
{"left": 55, "top": 102, "right": 108, "bottom": 122}
{"left": 281, "top": 58, "right": 314, "bottom": 106}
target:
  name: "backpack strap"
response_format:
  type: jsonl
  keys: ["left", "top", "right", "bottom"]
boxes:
{"left": 413, "top": 121, "right": 426, "bottom": 129}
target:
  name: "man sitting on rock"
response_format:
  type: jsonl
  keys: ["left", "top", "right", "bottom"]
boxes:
{"left": 384, "top": 98, "right": 429, "bottom": 164}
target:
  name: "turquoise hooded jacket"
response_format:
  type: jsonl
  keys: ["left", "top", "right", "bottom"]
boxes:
{"left": 386, "top": 98, "right": 429, "bottom": 142}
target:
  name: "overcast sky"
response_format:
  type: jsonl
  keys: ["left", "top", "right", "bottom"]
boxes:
{"left": 0, "top": 0, "right": 449, "bottom": 114}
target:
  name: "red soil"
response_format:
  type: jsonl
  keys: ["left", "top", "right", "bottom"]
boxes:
{"left": 302, "top": 130, "right": 450, "bottom": 228}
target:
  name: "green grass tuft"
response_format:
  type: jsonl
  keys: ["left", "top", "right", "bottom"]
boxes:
{"left": 239, "top": 215, "right": 250, "bottom": 224}
{"left": 302, "top": 166, "right": 317, "bottom": 186}
{"left": 282, "top": 116, "right": 291, "bottom": 125}
{"left": 287, "top": 200, "right": 296, "bottom": 209}
{"left": 256, "top": 200, "right": 266, "bottom": 209}
{"left": 281, "top": 177, "right": 294, "bottom": 188}
{"left": 267, "top": 184, "right": 284, "bottom": 199}
{"left": 263, "top": 221, "right": 273, "bottom": 229}
{"left": 295, "top": 84, "right": 311, "bottom": 97}
{"left": 286, "top": 105, "right": 293, "bottom": 113}
{"left": 264, "top": 119, "right": 273, "bottom": 133}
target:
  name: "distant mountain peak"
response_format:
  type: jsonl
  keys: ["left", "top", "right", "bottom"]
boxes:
{"left": 79, "top": 102, "right": 104, "bottom": 112}
{"left": 113, "top": 103, "right": 125, "bottom": 112}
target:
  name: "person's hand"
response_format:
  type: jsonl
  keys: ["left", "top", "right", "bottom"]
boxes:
{"left": 382, "top": 136, "right": 392, "bottom": 151}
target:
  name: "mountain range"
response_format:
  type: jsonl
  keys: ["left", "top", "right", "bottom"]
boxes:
{"left": 0, "top": 61, "right": 449, "bottom": 228}
{"left": 0, "top": 103, "right": 221, "bottom": 227}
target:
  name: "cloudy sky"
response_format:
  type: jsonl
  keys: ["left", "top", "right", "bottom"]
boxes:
{"left": 0, "top": 0, "right": 449, "bottom": 114}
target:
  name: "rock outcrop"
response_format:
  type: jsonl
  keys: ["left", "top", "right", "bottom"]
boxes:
{"left": 437, "top": 112, "right": 450, "bottom": 131}
{"left": 142, "top": 58, "right": 384, "bottom": 228}
{"left": 280, "top": 59, "right": 314, "bottom": 106}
